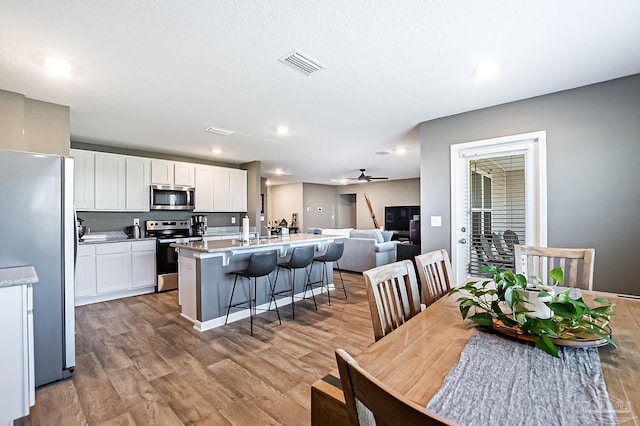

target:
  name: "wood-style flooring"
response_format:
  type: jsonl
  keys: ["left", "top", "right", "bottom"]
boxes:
{"left": 17, "top": 271, "right": 373, "bottom": 425}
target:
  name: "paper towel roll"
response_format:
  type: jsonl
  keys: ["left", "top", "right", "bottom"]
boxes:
{"left": 242, "top": 216, "right": 250, "bottom": 242}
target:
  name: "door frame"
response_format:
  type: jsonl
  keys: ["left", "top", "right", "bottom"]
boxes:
{"left": 450, "top": 131, "right": 548, "bottom": 284}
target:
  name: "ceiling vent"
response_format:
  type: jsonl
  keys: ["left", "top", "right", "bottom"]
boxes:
{"left": 204, "top": 126, "right": 234, "bottom": 136}
{"left": 278, "top": 50, "right": 327, "bottom": 76}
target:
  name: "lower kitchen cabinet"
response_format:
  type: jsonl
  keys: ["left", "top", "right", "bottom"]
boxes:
{"left": 0, "top": 283, "right": 34, "bottom": 423}
{"left": 75, "top": 240, "right": 156, "bottom": 306}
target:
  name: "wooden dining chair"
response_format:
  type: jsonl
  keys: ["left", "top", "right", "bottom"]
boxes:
{"left": 513, "top": 245, "right": 595, "bottom": 290}
{"left": 362, "top": 260, "right": 421, "bottom": 341}
{"left": 415, "top": 249, "right": 454, "bottom": 307}
{"left": 335, "top": 349, "right": 454, "bottom": 426}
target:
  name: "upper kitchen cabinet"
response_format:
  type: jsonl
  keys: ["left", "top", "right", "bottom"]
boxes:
{"left": 230, "top": 169, "right": 248, "bottom": 212}
{"left": 174, "top": 162, "right": 195, "bottom": 186}
{"left": 151, "top": 160, "right": 194, "bottom": 187}
{"left": 212, "top": 167, "right": 247, "bottom": 212}
{"left": 194, "top": 165, "right": 214, "bottom": 212}
{"left": 212, "top": 167, "right": 231, "bottom": 211}
{"left": 150, "top": 159, "right": 173, "bottom": 185}
{"left": 70, "top": 149, "right": 95, "bottom": 210}
{"left": 94, "top": 153, "right": 126, "bottom": 210}
{"left": 125, "top": 157, "right": 150, "bottom": 211}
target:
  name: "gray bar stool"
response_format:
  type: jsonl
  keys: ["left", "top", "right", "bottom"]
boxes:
{"left": 273, "top": 245, "right": 316, "bottom": 319}
{"left": 225, "top": 250, "right": 280, "bottom": 335}
{"left": 309, "top": 241, "right": 346, "bottom": 306}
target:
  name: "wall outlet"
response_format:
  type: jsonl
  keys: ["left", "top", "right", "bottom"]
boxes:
{"left": 231, "top": 217, "right": 236, "bottom": 224}
{"left": 133, "top": 218, "right": 139, "bottom": 226}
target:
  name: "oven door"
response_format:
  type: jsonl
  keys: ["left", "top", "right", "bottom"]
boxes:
{"left": 156, "top": 238, "right": 182, "bottom": 291}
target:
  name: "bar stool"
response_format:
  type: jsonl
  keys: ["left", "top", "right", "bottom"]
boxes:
{"left": 309, "top": 241, "right": 346, "bottom": 306}
{"left": 273, "top": 245, "right": 316, "bottom": 319}
{"left": 225, "top": 250, "right": 280, "bottom": 335}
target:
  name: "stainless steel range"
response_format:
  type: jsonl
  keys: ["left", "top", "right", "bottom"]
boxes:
{"left": 146, "top": 220, "right": 201, "bottom": 292}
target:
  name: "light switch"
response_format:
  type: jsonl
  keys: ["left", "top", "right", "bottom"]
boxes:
{"left": 231, "top": 217, "right": 236, "bottom": 224}
{"left": 430, "top": 216, "right": 442, "bottom": 227}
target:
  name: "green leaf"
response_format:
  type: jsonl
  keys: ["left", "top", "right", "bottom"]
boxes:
{"left": 593, "top": 297, "right": 611, "bottom": 305}
{"left": 535, "top": 335, "right": 559, "bottom": 357}
{"left": 548, "top": 302, "right": 576, "bottom": 318}
{"left": 469, "top": 312, "right": 495, "bottom": 327}
{"left": 550, "top": 267, "right": 564, "bottom": 284}
{"left": 460, "top": 304, "right": 471, "bottom": 319}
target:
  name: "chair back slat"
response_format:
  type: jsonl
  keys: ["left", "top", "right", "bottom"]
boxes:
{"left": 363, "top": 260, "right": 421, "bottom": 341}
{"left": 415, "top": 249, "right": 453, "bottom": 307}
{"left": 514, "top": 245, "right": 595, "bottom": 290}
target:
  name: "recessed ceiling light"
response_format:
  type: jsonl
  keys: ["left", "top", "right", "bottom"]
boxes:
{"left": 474, "top": 62, "right": 500, "bottom": 80}
{"left": 211, "top": 148, "right": 222, "bottom": 154}
{"left": 274, "top": 168, "right": 284, "bottom": 175}
{"left": 45, "top": 57, "right": 71, "bottom": 77}
{"left": 276, "top": 126, "right": 289, "bottom": 135}
{"left": 396, "top": 148, "right": 407, "bottom": 155}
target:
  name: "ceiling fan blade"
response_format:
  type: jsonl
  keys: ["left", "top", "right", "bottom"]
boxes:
{"left": 367, "top": 177, "right": 388, "bottom": 180}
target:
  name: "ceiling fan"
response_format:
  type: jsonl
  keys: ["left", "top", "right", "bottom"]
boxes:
{"left": 351, "top": 169, "right": 389, "bottom": 183}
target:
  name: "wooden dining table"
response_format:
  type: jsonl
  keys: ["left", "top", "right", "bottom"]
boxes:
{"left": 311, "top": 290, "right": 640, "bottom": 425}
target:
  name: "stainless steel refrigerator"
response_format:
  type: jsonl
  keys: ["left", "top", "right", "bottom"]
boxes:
{"left": 0, "top": 149, "right": 75, "bottom": 387}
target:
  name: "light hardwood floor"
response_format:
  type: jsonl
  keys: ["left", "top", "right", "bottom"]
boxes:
{"left": 17, "top": 271, "right": 373, "bottom": 425}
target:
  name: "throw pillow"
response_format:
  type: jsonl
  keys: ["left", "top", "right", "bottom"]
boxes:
{"left": 381, "top": 231, "right": 393, "bottom": 242}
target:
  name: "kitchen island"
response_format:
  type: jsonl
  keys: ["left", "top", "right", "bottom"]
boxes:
{"left": 171, "top": 233, "right": 344, "bottom": 332}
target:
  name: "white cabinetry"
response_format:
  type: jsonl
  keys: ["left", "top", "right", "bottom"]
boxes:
{"left": 174, "top": 162, "right": 195, "bottom": 186}
{"left": 230, "top": 169, "right": 248, "bottom": 212}
{"left": 95, "top": 242, "right": 131, "bottom": 293}
{"left": 150, "top": 159, "right": 174, "bottom": 185}
{"left": 70, "top": 149, "right": 95, "bottom": 210}
{"left": 0, "top": 284, "right": 34, "bottom": 423}
{"left": 75, "top": 245, "right": 96, "bottom": 298}
{"left": 213, "top": 167, "right": 231, "bottom": 211}
{"left": 94, "top": 153, "right": 126, "bottom": 210}
{"left": 151, "top": 160, "right": 194, "bottom": 186}
{"left": 212, "top": 167, "right": 247, "bottom": 212}
{"left": 125, "top": 157, "right": 150, "bottom": 210}
{"left": 194, "top": 165, "right": 214, "bottom": 212}
{"left": 76, "top": 240, "right": 156, "bottom": 306}
{"left": 131, "top": 240, "right": 156, "bottom": 288}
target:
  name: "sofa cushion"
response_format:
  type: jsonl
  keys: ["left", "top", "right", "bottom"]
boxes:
{"left": 350, "top": 229, "right": 384, "bottom": 243}
{"left": 380, "top": 230, "right": 393, "bottom": 242}
{"left": 321, "top": 228, "right": 353, "bottom": 238}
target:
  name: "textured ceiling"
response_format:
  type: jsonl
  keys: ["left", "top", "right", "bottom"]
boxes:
{"left": 1, "top": 0, "right": 639, "bottom": 185}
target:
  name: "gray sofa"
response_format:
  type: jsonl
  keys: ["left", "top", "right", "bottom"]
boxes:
{"left": 310, "top": 228, "right": 398, "bottom": 273}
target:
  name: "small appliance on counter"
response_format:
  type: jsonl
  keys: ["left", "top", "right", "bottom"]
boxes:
{"left": 76, "top": 217, "right": 89, "bottom": 241}
{"left": 123, "top": 224, "right": 142, "bottom": 239}
{"left": 191, "top": 215, "right": 207, "bottom": 236}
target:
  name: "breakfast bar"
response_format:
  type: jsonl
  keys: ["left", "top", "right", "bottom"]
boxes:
{"left": 172, "top": 233, "right": 344, "bottom": 332}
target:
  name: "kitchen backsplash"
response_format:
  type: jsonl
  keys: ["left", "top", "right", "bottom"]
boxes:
{"left": 78, "top": 211, "right": 244, "bottom": 233}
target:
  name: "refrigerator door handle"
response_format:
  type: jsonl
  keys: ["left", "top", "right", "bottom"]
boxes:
{"left": 63, "top": 158, "right": 76, "bottom": 372}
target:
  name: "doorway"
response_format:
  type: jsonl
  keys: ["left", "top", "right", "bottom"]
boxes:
{"left": 450, "top": 131, "right": 547, "bottom": 284}
{"left": 338, "top": 193, "right": 357, "bottom": 228}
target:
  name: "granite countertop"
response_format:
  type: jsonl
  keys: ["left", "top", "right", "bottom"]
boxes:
{"left": 171, "top": 233, "right": 343, "bottom": 253}
{"left": 0, "top": 265, "right": 39, "bottom": 288}
{"left": 79, "top": 230, "right": 157, "bottom": 244}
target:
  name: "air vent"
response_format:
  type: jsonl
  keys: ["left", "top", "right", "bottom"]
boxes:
{"left": 278, "top": 50, "right": 327, "bottom": 76}
{"left": 204, "top": 126, "right": 234, "bottom": 136}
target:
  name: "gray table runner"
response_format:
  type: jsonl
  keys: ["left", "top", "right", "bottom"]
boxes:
{"left": 427, "top": 332, "right": 617, "bottom": 425}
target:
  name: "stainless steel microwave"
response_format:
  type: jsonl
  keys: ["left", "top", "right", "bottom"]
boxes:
{"left": 150, "top": 184, "right": 195, "bottom": 210}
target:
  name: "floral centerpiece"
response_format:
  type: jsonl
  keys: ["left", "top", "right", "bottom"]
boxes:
{"left": 450, "top": 266, "right": 615, "bottom": 357}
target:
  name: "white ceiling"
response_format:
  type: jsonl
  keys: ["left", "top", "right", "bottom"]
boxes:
{"left": 1, "top": 1, "right": 639, "bottom": 185}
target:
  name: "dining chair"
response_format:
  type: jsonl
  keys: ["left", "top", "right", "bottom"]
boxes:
{"left": 513, "top": 245, "right": 595, "bottom": 290}
{"left": 362, "top": 260, "right": 421, "bottom": 341}
{"left": 415, "top": 249, "right": 453, "bottom": 307}
{"left": 335, "top": 349, "right": 453, "bottom": 426}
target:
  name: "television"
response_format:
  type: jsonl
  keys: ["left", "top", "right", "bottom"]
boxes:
{"left": 384, "top": 205, "right": 420, "bottom": 232}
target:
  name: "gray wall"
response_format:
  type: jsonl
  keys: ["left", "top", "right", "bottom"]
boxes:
{"left": 303, "top": 183, "right": 337, "bottom": 230}
{"left": 420, "top": 74, "right": 640, "bottom": 294}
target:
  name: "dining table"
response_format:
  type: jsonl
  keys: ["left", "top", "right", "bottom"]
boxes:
{"left": 311, "top": 289, "right": 640, "bottom": 425}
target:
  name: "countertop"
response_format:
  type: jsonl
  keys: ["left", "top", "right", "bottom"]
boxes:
{"left": 0, "top": 265, "right": 39, "bottom": 288}
{"left": 171, "top": 233, "right": 343, "bottom": 253}
{"left": 79, "top": 236, "right": 156, "bottom": 245}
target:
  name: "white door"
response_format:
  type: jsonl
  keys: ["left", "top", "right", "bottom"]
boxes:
{"left": 450, "top": 131, "right": 547, "bottom": 284}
